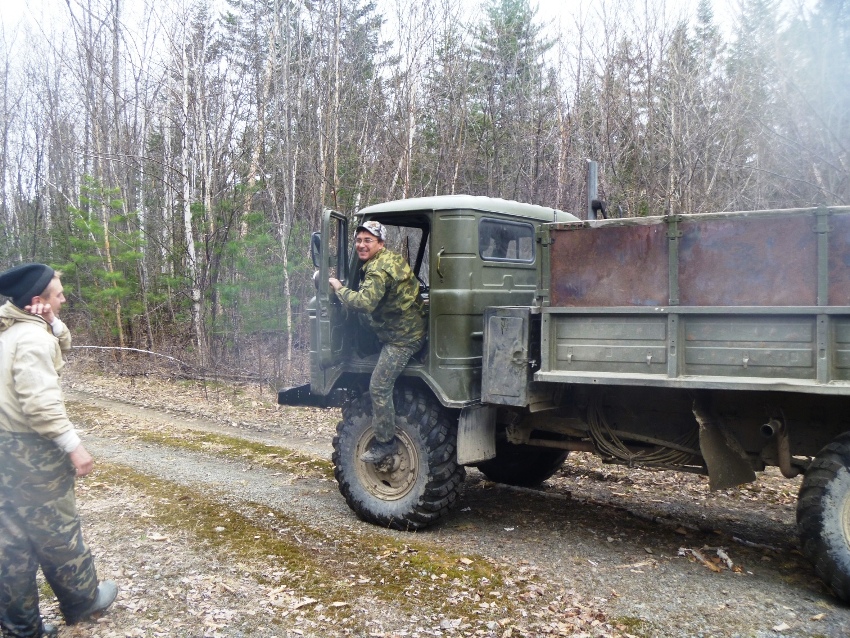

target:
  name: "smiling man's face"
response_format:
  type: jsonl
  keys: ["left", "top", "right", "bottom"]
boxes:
{"left": 355, "top": 231, "right": 384, "bottom": 261}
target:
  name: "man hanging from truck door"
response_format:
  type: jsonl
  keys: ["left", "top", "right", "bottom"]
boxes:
{"left": 328, "top": 220, "right": 427, "bottom": 466}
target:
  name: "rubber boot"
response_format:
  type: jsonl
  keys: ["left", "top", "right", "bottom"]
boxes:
{"left": 359, "top": 438, "right": 399, "bottom": 465}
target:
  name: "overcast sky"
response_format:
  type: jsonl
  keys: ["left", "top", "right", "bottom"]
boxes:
{"left": 0, "top": 0, "right": 815, "bottom": 57}
{"left": 0, "top": 0, "right": 769, "bottom": 33}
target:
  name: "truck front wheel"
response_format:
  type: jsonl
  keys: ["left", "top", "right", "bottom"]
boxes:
{"left": 332, "top": 386, "right": 465, "bottom": 530}
{"left": 797, "top": 431, "right": 850, "bottom": 601}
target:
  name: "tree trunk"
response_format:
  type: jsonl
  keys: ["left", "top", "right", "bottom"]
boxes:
{"left": 182, "top": 38, "right": 203, "bottom": 360}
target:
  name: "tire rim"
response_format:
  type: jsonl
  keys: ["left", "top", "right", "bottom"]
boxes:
{"left": 355, "top": 427, "right": 419, "bottom": 501}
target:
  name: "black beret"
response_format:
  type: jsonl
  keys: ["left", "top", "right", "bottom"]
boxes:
{"left": 0, "top": 263, "right": 55, "bottom": 308}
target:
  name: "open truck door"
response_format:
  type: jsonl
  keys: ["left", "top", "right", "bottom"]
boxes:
{"left": 310, "top": 208, "right": 349, "bottom": 396}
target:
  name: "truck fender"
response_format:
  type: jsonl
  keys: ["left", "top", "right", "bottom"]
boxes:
{"left": 457, "top": 404, "right": 497, "bottom": 465}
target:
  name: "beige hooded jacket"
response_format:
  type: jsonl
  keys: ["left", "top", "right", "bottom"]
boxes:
{"left": 0, "top": 300, "right": 78, "bottom": 450}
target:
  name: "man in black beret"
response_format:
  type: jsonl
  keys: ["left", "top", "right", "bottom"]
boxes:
{"left": 0, "top": 263, "right": 57, "bottom": 310}
{"left": 0, "top": 264, "right": 117, "bottom": 637}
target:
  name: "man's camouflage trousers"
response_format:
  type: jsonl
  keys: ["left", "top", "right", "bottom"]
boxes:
{"left": 369, "top": 337, "right": 426, "bottom": 443}
{"left": 0, "top": 431, "right": 98, "bottom": 638}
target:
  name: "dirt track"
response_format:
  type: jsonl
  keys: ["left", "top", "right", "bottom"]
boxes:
{"left": 39, "top": 366, "right": 850, "bottom": 637}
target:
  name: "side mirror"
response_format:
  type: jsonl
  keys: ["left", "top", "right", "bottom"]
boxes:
{"left": 310, "top": 231, "right": 321, "bottom": 268}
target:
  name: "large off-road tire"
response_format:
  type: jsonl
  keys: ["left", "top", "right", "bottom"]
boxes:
{"left": 797, "top": 431, "right": 850, "bottom": 602}
{"left": 332, "top": 386, "right": 465, "bottom": 530}
{"left": 475, "top": 440, "right": 569, "bottom": 487}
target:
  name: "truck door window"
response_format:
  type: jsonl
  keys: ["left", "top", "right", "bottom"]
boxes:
{"left": 381, "top": 225, "right": 429, "bottom": 287}
{"left": 479, "top": 218, "right": 535, "bottom": 263}
{"left": 327, "top": 215, "right": 347, "bottom": 280}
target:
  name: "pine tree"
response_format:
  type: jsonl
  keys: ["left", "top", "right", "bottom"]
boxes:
{"left": 469, "top": 0, "right": 553, "bottom": 199}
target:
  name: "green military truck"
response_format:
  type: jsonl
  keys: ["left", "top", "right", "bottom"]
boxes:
{"left": 280, "top": 195, "right": 850, "bottom": 601}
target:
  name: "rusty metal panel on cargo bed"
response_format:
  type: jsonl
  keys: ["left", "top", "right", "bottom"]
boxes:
{"left": 829, "top": 213, "right": 850, "bottom": 306}
{"left": 546, "top": 209, "right": 850, "bottom": 308}
{"left": 549, "top": 222, "right": 668, "bottom": 307}
{"left": 678, "top": 215, "right": 817, "bottom": 306}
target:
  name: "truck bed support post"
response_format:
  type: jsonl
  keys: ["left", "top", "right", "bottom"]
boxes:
{"left": 815, "top": 206, "right": 830, "bottom": 306}
{"left": 815, "top": 207, "right": 831, "bottom": 384}
{"left": 666, "top": 215, "right": 682, "bottom": 306}
{"left": 667, "top": 314, "right": 679, "bottom": 378}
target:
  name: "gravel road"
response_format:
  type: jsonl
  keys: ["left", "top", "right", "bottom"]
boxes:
{"left": 46, "top": 369, "right": 850, "bottom": 638}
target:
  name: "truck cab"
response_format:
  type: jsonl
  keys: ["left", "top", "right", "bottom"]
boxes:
{"left": 291, "top": 196, "right": 576, "bottom": 531}
{"left": 309, "top": 195, "right": 577, "bottom": 407}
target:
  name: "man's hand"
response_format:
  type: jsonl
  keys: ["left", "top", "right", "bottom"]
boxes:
{"left": 329, "top": 277, "right": 343, "bottom": 292}
{"left": 24, "top": 302, "right": 56, "bottom": 324}
{"left": 69, "top": 444, "right": 94, "bottom": 477}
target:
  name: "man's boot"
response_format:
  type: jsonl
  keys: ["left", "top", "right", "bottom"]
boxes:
{"left": 359, "top": 437, "right": 399, "bottom": 465}
{"left": 69, "top": 580, "right": 118, "bottom": 624}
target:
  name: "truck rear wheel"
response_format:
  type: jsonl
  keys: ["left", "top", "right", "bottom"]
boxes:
{"left": 797, "top": 431, "right": 850, "bottom": 601}
{"left": 475, "top": 441, "right": 569, "bottom": 487}
{"left": 332, "top": 386, "right": 465, "bottom": 530}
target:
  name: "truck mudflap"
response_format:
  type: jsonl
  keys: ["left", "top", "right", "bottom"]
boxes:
{"left": 691, "top": 395, "right": 756, "bottom": 490}
{"left": 277, "top": 384, "right": 349, "bottom": 408}
{"left": 457, "top": 404, "right": 497, "bottom": 464}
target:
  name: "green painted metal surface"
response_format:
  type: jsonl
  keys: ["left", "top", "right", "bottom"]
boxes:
{"left": 310, "top": 196, "right": 578, "bottom": 407}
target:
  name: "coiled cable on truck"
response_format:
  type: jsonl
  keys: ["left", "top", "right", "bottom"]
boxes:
{"left": 587, "top": 396, "right": 699, "bottom": 468}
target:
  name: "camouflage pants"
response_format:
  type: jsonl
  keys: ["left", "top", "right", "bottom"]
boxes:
{"left": 370, "top": 337, "right": 425, "bottom": 443}
{"left": 0, "top": 432, "right": 98, "bottom": 637}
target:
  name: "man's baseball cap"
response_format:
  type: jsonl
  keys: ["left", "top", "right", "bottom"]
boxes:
{"left": 356, "top": 220, "right": 387, "bottom": 242}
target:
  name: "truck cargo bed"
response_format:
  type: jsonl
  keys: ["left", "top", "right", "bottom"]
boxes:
{"left": 537, "top": 206, "right": 850, "bottom": 394}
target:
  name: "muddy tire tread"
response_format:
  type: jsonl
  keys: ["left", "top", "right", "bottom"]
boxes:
{"left": 797, "top": 431, "right": 850, "bottom": 601}
{"left": 332, "top": 386, "right": 465, "bottom": 530}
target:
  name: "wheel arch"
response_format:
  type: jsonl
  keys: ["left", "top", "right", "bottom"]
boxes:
{"left": 329, "top": 370, "right": 469, "bottom": 411}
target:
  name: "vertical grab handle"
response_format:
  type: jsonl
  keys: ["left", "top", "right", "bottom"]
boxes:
{"left": 437, "top": 247, "right": 445, "bottom": 280}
